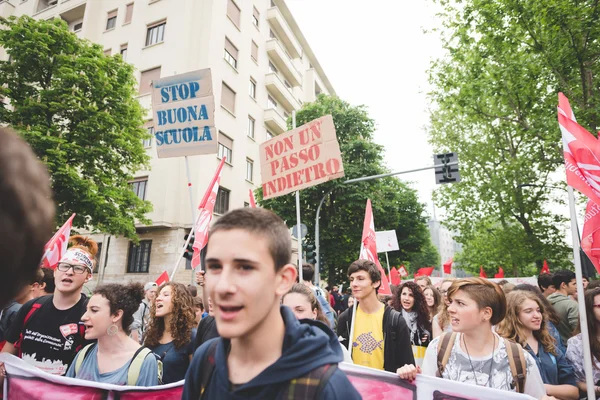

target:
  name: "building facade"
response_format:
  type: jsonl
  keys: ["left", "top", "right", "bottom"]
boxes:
{"left": 428, "top": 219, "right": 462, "bottom": 274}
{"left": 2, "top": 0, "right": 334, "bottom": 285}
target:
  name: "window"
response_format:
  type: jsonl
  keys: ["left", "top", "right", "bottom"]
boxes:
{"left": 252, "top": 7, "right": 260, "bottom": 28}
{"left": 269, "top": 29, "right": 276, "bottom": 39}
{"left": 130, "top": 178, "right": 148, "bottom": 200}
{"left": 73, "top": 22, "right": 83, "bottom": 32}
{"left": 244, "top": 202, "right": 249, "bottom": 208}
{"left": 139, "top": 67, "right": 161, "bottom": 95}
{"left": 218, "top": 133, "right": 233, "bottom": 163}
{"left": 284, "top": 79, "right": 291, "bottom": 89}
{"left": 267, "top": 95, "right": 277, "bottom": 109}
{"left": 124, "top": 3, "right": 134, "bottom": 24}
{"left": 283, "top": 111, "right": 290, "bottom": 119}
{"left": 224, "top": 38, "right": 238, "bottom": 69}
{"left": 247, "top": 116, "right": 255, "bottom": 138}
{"left": 249, "top": 78, "right": 256, "bottom": 99}
{"left": 246, "top": 159, "right": 254, "bottom": 182}
{"left": 215, "top": 188, "right": 230, "bottom": 215}
{"left": 269, "top": 61, "right": 278, "bottom": 74}
{"left": 103, "top": 49, "right": 111, "bottom": 56}
{"left": 106, "top": 10, "right": 117, "bottom": 30}
{"left": 143, "top": 125, "right": 153, "bottom": 148}
{"left": 251, "top": 41, "right": 258, "bottom": 62}
{"left": 120, "top": 44, "right": 128, "bottom": 60}
{"left": 221, "top": 82, "right": 236, "bottom": 114}
{"left": 127, "top": 240, "right": 152, "bottom": 273}
{"left": 227, "top": 0, "right": 241, "bottom": 28}
{"left": 266, "top": 130, "right": 274, "bottom": 140}
{"left": 146, "top": 21, "right": 166, "bottom": 46}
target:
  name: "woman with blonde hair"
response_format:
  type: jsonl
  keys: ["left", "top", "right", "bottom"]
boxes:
{"left": 497, "top": 291, "right": 578, "bottom": 400}
{"left": 423, "top": 285, "right": 441, "bottom": 322}
{"left": 397, "top": 278, "right": 548, "bottom": 398}
{"left": 432, "top": 278, "right": 455, "bottom": 338}
{"left": 144, "top": 282, "right": 196, "bottom": 384}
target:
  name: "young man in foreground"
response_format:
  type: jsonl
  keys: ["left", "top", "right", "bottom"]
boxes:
{"left": 183, "top": 208, "right": 360, "bottom": 399}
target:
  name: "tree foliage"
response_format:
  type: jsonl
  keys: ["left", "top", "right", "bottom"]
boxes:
{"left": 257, "top": 95, "right": 435, "bottom": 285}
{"left": 426, "top": 0, "right": 596, "bottom": 274}
{"left": 0, "top": 16, "right": 151, "bottom": 238}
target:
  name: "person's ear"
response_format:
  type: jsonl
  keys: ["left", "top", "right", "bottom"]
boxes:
{"left": 275, "top": 264, "right": 297, "bottom": 296}
{"left": 112, "top": 309, "right": 124, "bottom": 324}
{"left": 481, "top": 306, "right": 493, "bottom": 323}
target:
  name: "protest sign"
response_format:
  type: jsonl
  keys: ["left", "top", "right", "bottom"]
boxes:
{"left": 152, "top": 69, "right": 216, "bottom": 158}
{"left": 260, "top": 115, "right": 344, "bottom": 200}
{"left": 376, "top": 230, "right": 400, "bottom": 253}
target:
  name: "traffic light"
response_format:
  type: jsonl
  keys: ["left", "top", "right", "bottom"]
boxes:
{"left": 305, "top": 244, "right": 316, "bottom": 265}
{"left": 434, "top": 152, "right": 460, "bottom": 184}
{"left": 183, "top": 233, "right": 195, "bottom": 260}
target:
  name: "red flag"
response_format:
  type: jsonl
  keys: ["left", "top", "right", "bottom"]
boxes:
{"left": 558, "top": 93, "right": 600, "bottom": 205}
{"left": 359, "top": 199, "right": 391, "bottom": 295}
{"left": 398, "top": 265, "right": 408, "bottom": 277}
{"left": 415, "top": 266, "right": 434, "bottom": 277}
{"left": 494, "top": 266, "right": 504, "bottom": 278}
{"left": 249, "top": 189, "right": 257, "bottom": 208}
{"left": 443, "top": 259, "right": 453, "bottom": 274}
{"left": 582, "top": 200, "right": 600, "bottom": 274}
{"left": 41, "top": 213, "right": 76, "bottom": 269}
{"left": 541, "top": 259, "right": 550, "bottom": 274}
{"left": 479, "top": 266, "right": 487, "bottom": 278}
{"left": 390, "top": 267, "right": 400, "bottom": 286}
{"left": 191, "top": 158, "right": 226, "bottom": 269}
{"left": 155, "top": 271, "right": 169, "bottom": 286}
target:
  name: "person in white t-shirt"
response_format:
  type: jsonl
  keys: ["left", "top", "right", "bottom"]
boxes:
{"left": 397, "top": 277, "right": 553, "bottom": 400}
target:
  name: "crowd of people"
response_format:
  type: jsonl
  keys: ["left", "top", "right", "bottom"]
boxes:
{"left": 0, "top": 126, "right": 599, "bottom": 399}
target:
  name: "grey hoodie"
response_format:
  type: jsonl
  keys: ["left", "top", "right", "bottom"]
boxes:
{"left": 547, "top": 292, "right": 579, "bottom": 343}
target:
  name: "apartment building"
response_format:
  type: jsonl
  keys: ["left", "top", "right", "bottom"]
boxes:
{"left": 428, "top": 219, "right": 463, "bottom": 274}
{"left": 0, "top": 0, "right": 334, "bottom": 285}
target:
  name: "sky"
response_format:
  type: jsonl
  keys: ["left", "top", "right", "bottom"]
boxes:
{"left": 287, "top": 0, "right": 446, "bottom": 217}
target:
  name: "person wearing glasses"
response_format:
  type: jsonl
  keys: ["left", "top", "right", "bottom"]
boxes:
{"left": 566, "top": 287, "right": 600, "bottom": 398}
{"left": 1, "top": 235, "right": 96, "bottom": 376}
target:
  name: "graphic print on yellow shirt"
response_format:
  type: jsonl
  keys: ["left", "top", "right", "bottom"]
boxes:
{"left": 351, "top": 305, "right": 385, "bottom": 370}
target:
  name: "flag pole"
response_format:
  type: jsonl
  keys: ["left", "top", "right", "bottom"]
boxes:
{"left": 185, "top": 156, "right": 198, "bottom": 285}
{"left": 385, "top": 252, "right": 391, "bottom": 280}
{"left": 568, "top": 187, "right": 595, "bottom": 400}
{"left": 348, "top": 301, "right": 357, "bottom": 360}
{"left": 293, "top": 111, "right": 303, "bottom": 283}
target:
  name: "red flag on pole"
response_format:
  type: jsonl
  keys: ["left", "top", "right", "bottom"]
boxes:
{"left": 398, "top": 265, "right": 408, "bottom": 277}
{"left": 479, "top": 266, "right": 487, "bottom": 278}
{"left": 390, "top": 267, "right": 400, "bottom": 286}
{"left": 494, "top": 267, "right": 505, "bottom": 278}
{"left": 41, "top": 213, "right": 76, "bottom": 269}
{"left": 415, "top": 266, "right": 434, "bottom": 277}
{"left": 191, "top": 158, "right": 226, "bottom": 270}
{"left": 582, "top": 200, "right": 600, "bottom": 274}
{"left": 558, "top": 93, "right": 600, "bottom": 205}
{"left": 155, "top": 271, "right": 169, "bottom": 286}
{"left": 249, "top": 189, "right": 257, "bottom": 208}
{"left": 541, "top": 259, "right": 550, "bottom": 274}
{"left": 443, "top": 259, "right": 453, "bottom": 274}
{"left": 359, "top": 199, "right": 391, "bottom": 295}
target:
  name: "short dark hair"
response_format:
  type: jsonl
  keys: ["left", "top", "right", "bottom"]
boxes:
{"left": 0, "top": 127, "right": 55, "bottom": 309}
{"left": 552, "top": 270, "right": 576, "bottom": 289}
{"left": 538, "top": 273, "right": 554, "bottom": 290}
{"left": 587, "top": 280, "right": 600, "bottom": 290}
{"left": 347, "top": 259, "right": 381, "bottom": 291}
{"left": 94, "top": 283, "right": 144, "bottom": 334}
{"left": 302, "top": 263, "right": 315, "bottom": 282}
{"left": 41, "top": 268, "right": 55, "bottom": 293}
{"left": 209, "top": 208, "right": 291, "bottom": 270}
{"left": 187, "top": 284, "right": 197, "bottom": 298}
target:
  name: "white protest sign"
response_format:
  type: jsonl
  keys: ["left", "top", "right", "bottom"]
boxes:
{"left": 376, "top": 230, "right": 399, "bottom": 253}
{"left": 152, "top": 69, "right": 217, "bottom": 158}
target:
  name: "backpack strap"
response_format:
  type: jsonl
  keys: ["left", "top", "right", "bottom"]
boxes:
{"left": 15, "top": 296, "right": 52, "bottom": 358}
{"left": 278, "top": 363, "right": 338, "bottom": 399}
{"left": 74, "top": 343, "right": 96, "bottom": 376}
{"left": 505, "top": 340, "right": 527, "bottom": 393}
{"left": 126, "top": 346, "right": 154, "bottom": 386}
{"left": 198, "top": 339, "right": 219, "bottom": 399}
{"left": 436, "top": 332, "right": 456, "bottom": 378}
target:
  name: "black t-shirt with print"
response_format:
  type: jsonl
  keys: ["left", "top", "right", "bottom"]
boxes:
{"left": 5, "top": 294, "right": 89, "bottom": 376}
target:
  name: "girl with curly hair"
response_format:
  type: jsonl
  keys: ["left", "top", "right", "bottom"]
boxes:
{"left": 66, "top": 283, "right": 159, "bottom": 386}
{"left": 497, "top": 290, "right": 578, "bottom": 400}
{"left": 392, "top": 281, "right": 432, "bottom": 348}
{"left": 144, "top": 282, "right": 196, "bottom": 384}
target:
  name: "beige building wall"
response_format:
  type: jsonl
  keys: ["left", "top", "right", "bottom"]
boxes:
{"left": 2, "top": 0, "right": 333, "bottom": 286}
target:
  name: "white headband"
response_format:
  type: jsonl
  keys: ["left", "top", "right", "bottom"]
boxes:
{"left": 59, "top": 248, "right": 94, "bottom": 272}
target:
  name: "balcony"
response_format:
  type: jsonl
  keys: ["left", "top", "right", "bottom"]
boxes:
{"left": 267, "top": 7, "right": 301, "bottom": 59}
{"left": 264, "top": 108, "right": 287, "bottom": 134}
{"left": 36, "top": 0, "right": 59, "bottom": 14}
{"left": 266, "top": 39, "right": 301, "bottom": 87}
{"left": 0, "top": 1, "right": 15, "bottom": 19}
{"left": 265, "top": 72, "right": 300, "bottom": 112}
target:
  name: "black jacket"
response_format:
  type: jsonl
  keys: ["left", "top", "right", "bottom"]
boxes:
{"left": 337, "top": 304, "right": 414, "bottom": 373}
{"left": 193, "top": 315, "right": 219, "bottom": 352}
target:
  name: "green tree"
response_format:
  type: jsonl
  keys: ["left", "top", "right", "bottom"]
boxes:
{"left": 406, "top": 238, "right": 440, "bottom": 273}
{"left": 0, "top": 16, "right": 151, "bottom": 238}
{"left": 257, "top": 95, "right": 433, "bottom": 285}
{"left": 427, "top": 0, "right": 578, "bottom": 274}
